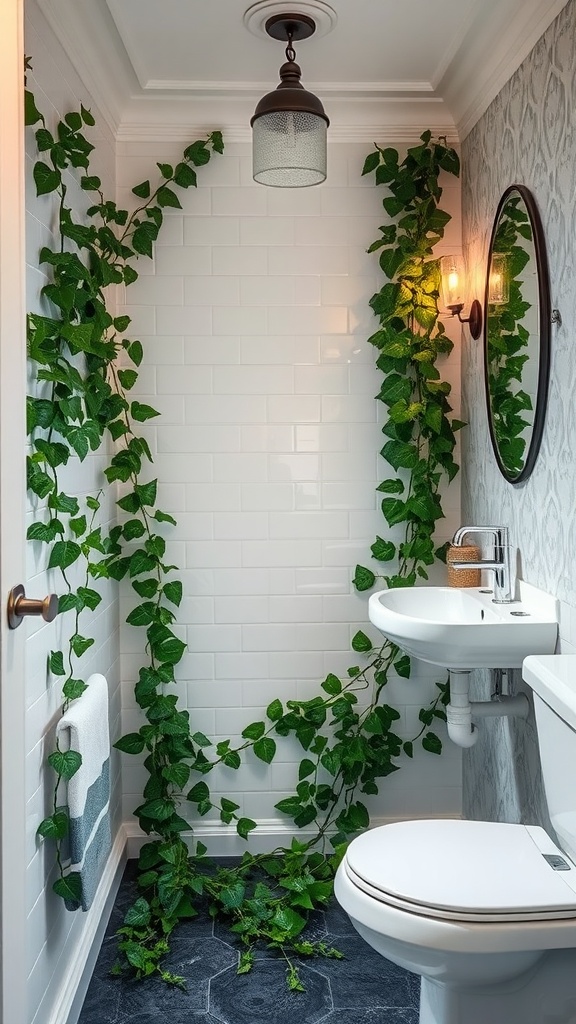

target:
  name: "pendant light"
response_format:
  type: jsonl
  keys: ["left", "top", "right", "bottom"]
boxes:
{"left": 251, "top": 13, "right": 329, "bottom": 187}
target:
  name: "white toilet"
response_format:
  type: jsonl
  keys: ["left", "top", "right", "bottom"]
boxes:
{"left": 334, "top": 654, "right": 576, "bottom": 1024}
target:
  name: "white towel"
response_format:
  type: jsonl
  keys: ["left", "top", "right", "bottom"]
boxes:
{"left": 56, "top": 672, "right": 111, "bottom": 911}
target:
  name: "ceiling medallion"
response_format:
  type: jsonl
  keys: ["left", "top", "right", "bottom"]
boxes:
{"left": 243, "top": 0, "right": 337, "bottom": 41}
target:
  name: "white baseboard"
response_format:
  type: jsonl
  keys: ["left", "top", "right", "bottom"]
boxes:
{"left": 124, "top": 811, "right": 461, "bottom": 859}
{"left": 50, "top": 826, "right": 127, "bottom": 1024}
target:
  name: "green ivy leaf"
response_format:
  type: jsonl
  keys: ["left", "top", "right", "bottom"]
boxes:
{"left": 49, "top": 651, "right": 66, "bottom": 676}
{"left": 188, "top": 781, "right": 210, "bottom": 802}
{"left": 132, "top": 577, "right": 159, "bottom": 599}
{"left": 132, "top": 180, "right": 151, "bottom": 199}
{"left": 236, "top": 817, "right": 257, "bottom": 840}
{"left": 183, "top": 140, "right": 211, "bottom": 165}
{"left": 25, "top": 88, "right": 44, "bottom": 126}
{"left": 48, "top": 541, "right": 81, "bottom": 571}
{"left": 377, "top": 478, "right": 404, "bottom": 494}
{"left": 321, "top": 674, "right": 342, "bottom": 696}
{"left": 242, "top": 721, "right": 265, "bottom": 741}
{"left": 422, "top": 732, "right": 443, "bottom": 755}
{"left": 162, "top": 763, "right": 191, "bottom": 789}
{"left": 70, "top": 634, "right": 94, "bottom": 658}
{"left": 48, "top": 749, "right": 82, "bottom": 780}
{"left": 127, "top": 340, "right": 144, "bottom": 366}
{"left": 131, "top": 401, "right": 160, "bottom": 422}
{"left": 59, "top": 593, "right": 80, "bottom": 614}
{"left": 163, "top": 581, "right": 183, "bottom": 606}
{"left": 381, "top": 498, "right": 408, "bottom": 528}
{"left": 135, "top": 480, "right": 158, "bottom": 507}
{"left": 63, "top": 678, "right": 88, "bottom": 701}
{"left": 147, "top": 624, "right": 186, "bottom": 665}
{"left": 118, "top": 369, "right": 138, "bottom": 390}
{"left": 80, "top": 175, "right": 101, "bottom": 191}
{"left": 34, "top": 161, "right": 61, "bottom": 196}
{"left": 129, "top": 550, "right": 156, "bottom": 578}
{"left": 154, "top": 510, "right": 177, "bottom": 526}
{"left": 370, "top": 537, "right": 396, "bottom": 562}
{"left": 192, "top": 731, "right": 212, "bottom": 747}
{"left": 254, "top": 737, "right": 276, "bottom": 764}
{"left": 298, "top": 759, "right": 316, "bottom": 781}
{"left": 351, "top": 631, "right": 373, "bottom": 653}
{"left": 157, "top": 186, "right": 181, "bottom": 209}
{"left": 124, "top": 897, "right": 151, "bottom": 927}
{"left": 266, "top": 699, "right": 283, "bottom": 722}
{"left": 53, "top": 872, "right": 82, "bottom": 904}
{"left": 114, "top": 733, "right": 146, "bottom": 755}
{"left": 126, "top": 603, "right": 157, "bottom": 627}
{"left": 37, "top": 810, "right": 69, "bottom": 840}
{"left": 353, "top": 565, "right": 376, "bottom": 591}
{"left": 123, "top": 519, "right": 146, "bottom": 541}
{"left": 394, "top": 655, "right": 411, "bottom": 678}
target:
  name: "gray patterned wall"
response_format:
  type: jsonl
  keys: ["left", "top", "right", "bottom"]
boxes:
{"left": 461, "top": 0, "right": 576, "bottom": 826}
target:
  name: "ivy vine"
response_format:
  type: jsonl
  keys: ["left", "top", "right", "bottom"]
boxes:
{"left": 25, "top": 78, "right": 459, "bottom": 993}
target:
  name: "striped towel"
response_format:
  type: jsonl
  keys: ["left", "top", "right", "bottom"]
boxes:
{"left": 56, "top": 672, "right": 111, "bottom": 912}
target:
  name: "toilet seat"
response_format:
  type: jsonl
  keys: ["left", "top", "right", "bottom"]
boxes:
{"left": 345, "top": 819, "right": 576, "bottom": 923}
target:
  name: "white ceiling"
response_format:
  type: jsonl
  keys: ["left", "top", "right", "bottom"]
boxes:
{"left": 39, "top": 0, "right": 569, "bottom": 141}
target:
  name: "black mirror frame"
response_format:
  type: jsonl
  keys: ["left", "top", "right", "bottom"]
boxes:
{"left": 483, "top": 183, "right": 552, "bottom": 484}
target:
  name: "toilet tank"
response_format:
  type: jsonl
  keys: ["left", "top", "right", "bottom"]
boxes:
{"left": 523, "top": 655, "right": 576, "bottom": 865}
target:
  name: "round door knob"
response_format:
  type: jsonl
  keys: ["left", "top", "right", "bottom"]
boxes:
{"left": 7, "top": 585, "right": 59, "bottom": 630}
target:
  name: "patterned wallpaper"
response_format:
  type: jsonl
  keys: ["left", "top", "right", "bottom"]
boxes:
{"left": 461, "top": 0, "right": 576, "bottom": 825}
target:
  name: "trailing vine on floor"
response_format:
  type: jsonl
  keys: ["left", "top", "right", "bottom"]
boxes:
{"left": 25, "top": 78, "right": 458, "bottom": 990}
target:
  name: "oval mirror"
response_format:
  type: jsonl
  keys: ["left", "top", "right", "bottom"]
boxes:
{"left": 483, "top": 184, "right": 551, "bottom": 483}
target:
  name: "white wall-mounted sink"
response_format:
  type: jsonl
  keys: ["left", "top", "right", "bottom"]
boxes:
{"left": 368, "top": 582, "right": 558, "bottom": 669}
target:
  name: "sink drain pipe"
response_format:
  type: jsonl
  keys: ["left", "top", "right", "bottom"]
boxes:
{"left": 446, "top": 670, "right": 530, "bottom": 748}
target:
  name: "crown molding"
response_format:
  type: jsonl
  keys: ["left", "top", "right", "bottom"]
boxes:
{"left": 38, "top": 0, "right": 134, "bottom": 137}
{"left": 116, "top": 121, "right": 459, "bottom": 146}
{"left": 141, "top": 78, "right": 434, "bottom": 96}
{"left": 443, "top": 0, "right": 571, "bottom": 139}
{"left": 116, "top": 91, "right": 457, "bottom": 146}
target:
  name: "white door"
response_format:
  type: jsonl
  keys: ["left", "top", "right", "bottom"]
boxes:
{"left": 0, "top": 0, "right": 30, "bottom": 1020}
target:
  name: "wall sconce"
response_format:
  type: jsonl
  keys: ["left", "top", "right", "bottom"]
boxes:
{"left": 487, "top": 254, "right": 509, "bottom": 305}
{"left": 251, "top": 13, "right": 329, "bottom": 187}
{"left": 440, "top": 255, "right": 483, "bottom": 339}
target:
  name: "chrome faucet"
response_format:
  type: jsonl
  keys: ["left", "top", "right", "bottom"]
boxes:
{"left": 451, "top": 526, "right": 516, "bottom": 604}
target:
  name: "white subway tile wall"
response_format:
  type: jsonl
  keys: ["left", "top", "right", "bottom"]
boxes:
{"left": 24, "top": 4, "right": 120, "bottom": 1022}
{"left": 117, "top": 138, "right": 463, "bottom": 830}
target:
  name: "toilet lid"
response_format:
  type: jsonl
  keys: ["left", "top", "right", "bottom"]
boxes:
{"left": 346, "top": 820, "right": 576, "bottom": 921}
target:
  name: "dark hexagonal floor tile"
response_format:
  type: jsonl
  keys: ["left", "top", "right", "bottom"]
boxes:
{"left": 406, "top": 971, "right": 421, "bottom": 1007}
{"left": 115, "top": 937, "right": 237, "bottom": 1019}
{"left": 209, "top": 961, "right": 332, "bottom": 1024}
{"left": 119, "top": 1015, "right": 222, "bottom": 1024}
{"left": 319, "top": 1010, "right": 418, "bottom": 1024}
{"left": 323, "top": 902, "right": 356, "bottom": 937}
{"left": 304, "top": 935, "right": 415, "bottom": 1009}
{"left": 78, "top": 938, "right": 123, "bottom": 1024}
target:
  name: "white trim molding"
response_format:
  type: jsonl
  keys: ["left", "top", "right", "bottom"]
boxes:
{"left": 47, "top": 827, "right": 127, "bottom": 1024}
{"left": 115, "top": 121, "right": 459, "bottom": 146}
{"left": 444, "top": 0, "right": 571, "bottom": 139}
{"left": 124, "top": 813, "right": 462, "bottom": 860}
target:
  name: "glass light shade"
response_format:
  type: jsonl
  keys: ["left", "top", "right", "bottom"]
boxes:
{"left": 251, "top": 55, "right": 329, "bottom": 188}
{"left": 488, "top": 253, "right": 509, "bottom": 304}
{"left": 252, "top": 109, "right": 327, "bottom": 187}
{"left": 440, "top": 254, "right": 464, "bottom": 308}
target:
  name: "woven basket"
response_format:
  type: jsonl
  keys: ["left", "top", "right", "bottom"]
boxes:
{"left": 446, "top": 544, "right": 481, "bottom": 587}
